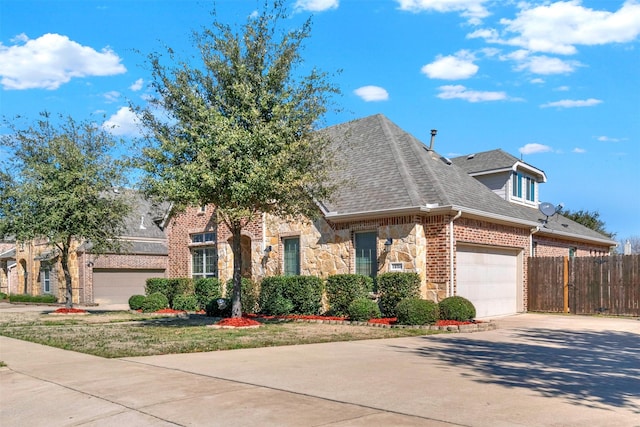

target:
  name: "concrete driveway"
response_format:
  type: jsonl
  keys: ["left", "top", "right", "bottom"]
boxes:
{"left": 1, "top": 313, "right": 639, "bottom": 426}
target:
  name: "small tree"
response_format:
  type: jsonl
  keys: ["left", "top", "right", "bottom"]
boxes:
{"left": 0, "top": 113, "right": 131, "bottom": 307}
{"left": 558, "top": 208, "right": 615, "bottom": 238}
{"left": 137, "top": 1, "right": 339, "bottom": 317}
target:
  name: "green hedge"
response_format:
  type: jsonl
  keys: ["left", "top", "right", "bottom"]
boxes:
{"left": 348, "top": 297, "right": 381, "bottom": 321}
{"left": 194, "top": 278, "right": 222, "bottom": 310}
{"left": 377, "top": 272, "right": 421, "bottom": 317}
{"left": 396, "top": 298, "right": 439, "bottom": 325}
{"left": 145, "top": 278, "right": 194, "bottom": 308}
{"left": 439, "top": 296, "right": 476, "bottom": 321}
{"left": 128, "top": 294, "right": 146, "bottom": 310}
{"left": 9, "top": 294, "right": 58, "bottom": 303}
{"left": 225, "top": 278, "right": 259, "bottom": 314}
{"left": 259, "top": 275, "right": 323, "bottom": 316}
{"left": 0, "top": 292, "right": 8, "bottom": 300}
{"left": 141, "top": 292, "right": 169, "bottom": 312}
{"left": 172, "top": 294, "right": 200, "bottom": 312}
{"left": 325, "top": 274, "right": 373, "bottom": 317}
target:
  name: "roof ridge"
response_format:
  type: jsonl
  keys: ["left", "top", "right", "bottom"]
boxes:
{"left": 378, "top": 116, "right": 424, "bottom": 207}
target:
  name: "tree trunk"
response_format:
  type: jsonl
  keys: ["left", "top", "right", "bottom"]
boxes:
{"left": 60, "top": 240, "right": 73, "bottom": 308}
{"left": 230, "top": 223, "right": 243, "bottom": 318}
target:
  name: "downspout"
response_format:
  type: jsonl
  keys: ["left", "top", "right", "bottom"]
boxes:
{"left": 530, "top": 226, "right": 540, "bottom": 256}
{"left": 449, "top": 210, "right": 462, "bottom": 298}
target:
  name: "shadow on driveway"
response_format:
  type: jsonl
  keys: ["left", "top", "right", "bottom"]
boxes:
{"left": 411, "top": 329, "right": 640, "bottom": 412}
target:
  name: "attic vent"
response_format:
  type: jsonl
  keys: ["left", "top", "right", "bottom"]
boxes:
{"left": 389, "top": 262, "right": 404, "bottom": 272}
{"left": 467, "top": 154, "right": 475, "bottom": 160}
{"left": 139, "top": 216, "right": 147, "bottom": 230}
{"left": 443, "top": 157, "right": 452, "bottom": 165}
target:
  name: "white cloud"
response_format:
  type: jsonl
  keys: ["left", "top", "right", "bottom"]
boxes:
{"left": 514, "top": 54, "right": 580, "bottom": 75}
{"left": 0, "top": 33, "right": 126, "bottom": 90}
{"left": 354, "top": 85, "right": 389, "bottom": 102}
{"left": 421, "top": 51, "right": 479, "bottom": 80}
{"left": 102, "top": 107, "right": 142, "bottom": 137}
{"left": 104, "top": 91, "right": 120, "bottom": 103}
{"left": 573, "top": 147, "right": 586, "bottom": 153}
{"left": 488, "top": 1, "right": 640, "bottom": 54}
{"left": 129, "top": 78, "right": 144, "bottom": 91}
{"left": 540, "top": 98, "right": 602, "bottom": 108}
{"left": 597, "top": 136, "right": 625, "bottom": 142}
{"left": 436, "top": 85, "right": 507, "bottom": 102}
{"left": 519, "top": 143, "right": 553, "bottom": 155}
{"left": 554, "top": 85, "right": 570, "bottom": 91}
{"left": 396, "top": 0, "right": 490, "bottom": 24}
{"left": 530, "top": 78, "right": 545, "bottom": 84}
{"left": 294, "top": 0, "right": 338, "bottom": 12}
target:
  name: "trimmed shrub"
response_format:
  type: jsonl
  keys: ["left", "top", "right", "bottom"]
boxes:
{"left": 259, "top": 276, "right": 290, "bottom": 316}
{"left": 141, "top": 292, "right": 169, "bottom": 313}
{"left": 377, "top": 272, "right": 421, "bottom": 317}
{"left": 0, "top": 292, "right": 8, "bottom": 300}
{"left": 326, "top": 274, "right": 373, "bottom": 317}
{"left": 194, "top": 278, "right": 222, "bottom": 310}
{"left": 348, "top": 297, "right": 381, "bottom": 321}
{"left": 172, "top": 294, "right": 200, "bottom": 312}
{"left": 263, "top": 294, "right": 294, "bottom": 316}
{"left": 145, "top": 278, "right": 194, "bottom": 308}
{"left": 171, "top": 278, "right": 194, "bottom": 301}
{"left": 225, "top": 278, "right": 259, "bottom": 314}
{"left": 259, "top": 275, "right": 323, "bottom": 316}
{"left": 145, "top": 278, "right": 170, "bottom": 298}
{"left": 439, "top": 296, "right": 476, "bottom": 321}
{"left": 396, "top": 298, "right": 439, "bottom": 325}
{"left": 9, "top": 294, "right": 58, "bottom": 303}
{"left": 128, "top": 294, "right": 146, "bottom": 310}
{"left": 286, "top": 276, "right": 324, "bottom": 315}
{"left": 205, "top": 297, "right": 232, "bottom": 317}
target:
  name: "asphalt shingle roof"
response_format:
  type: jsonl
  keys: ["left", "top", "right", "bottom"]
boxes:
{"left": 321, "top": 114, "right": 614, "bottom": 245}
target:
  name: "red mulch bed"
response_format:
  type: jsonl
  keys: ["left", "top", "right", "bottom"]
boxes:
{"left": 216, "top": 317, "right": 262, "bottom": 327}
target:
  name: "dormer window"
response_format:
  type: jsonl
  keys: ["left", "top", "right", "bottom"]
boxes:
{"left": 512, "top": 172, "right": 536, "bottom": 204}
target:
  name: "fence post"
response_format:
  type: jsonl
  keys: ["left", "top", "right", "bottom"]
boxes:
{"left": 563, "top": 256, "right": 569, "bottom": 313}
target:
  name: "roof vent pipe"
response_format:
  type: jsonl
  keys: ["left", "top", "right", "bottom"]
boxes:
{"left": 429, "top": 129, "right": 437, "bottom": 151}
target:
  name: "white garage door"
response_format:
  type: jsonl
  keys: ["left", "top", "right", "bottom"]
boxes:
{"left": 93, "top": 269, "right": 165, "bottom": 306}
{"left": 456, "top": 245, "right": 521, "bottom": 318}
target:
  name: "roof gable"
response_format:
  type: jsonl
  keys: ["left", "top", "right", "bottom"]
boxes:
{"left": 452, "top": 149, "right": 546, "bottom": 182}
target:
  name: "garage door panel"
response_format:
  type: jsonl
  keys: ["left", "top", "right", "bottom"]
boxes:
{"left": 457, "top": 246, "right": 520, "bottom": 318}
{"left": 93, "top": 270, "right": 165, "bottom": 305}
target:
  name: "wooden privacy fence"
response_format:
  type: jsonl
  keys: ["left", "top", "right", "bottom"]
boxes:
{"left": 528, "top": 255, "right": 640, "bottom": 316}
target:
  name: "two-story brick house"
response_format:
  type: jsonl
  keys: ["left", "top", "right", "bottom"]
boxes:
{"left": 164, "top": 114, "right": 616, "bottom": 318}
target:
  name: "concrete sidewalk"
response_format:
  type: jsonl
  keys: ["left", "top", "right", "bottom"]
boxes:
{"left": 1, "top": 314, "right": 639, "bottom": 426}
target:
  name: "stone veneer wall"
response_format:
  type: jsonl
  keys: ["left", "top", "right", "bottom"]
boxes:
{"left": 263, "top": 214, "right": 429, "bottom": 293}
{"left": 14, "top": 239, "right": 81, "bottom": 304}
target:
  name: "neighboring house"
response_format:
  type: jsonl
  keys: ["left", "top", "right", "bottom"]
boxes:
{"left": 0, "top": 191, "right": 169, "bottom": 306}
{"left": 0, "top": 239, "right": 17, "bottom": 296}
{"left": 166, "top": 114, "right": 615, "bottom": 318}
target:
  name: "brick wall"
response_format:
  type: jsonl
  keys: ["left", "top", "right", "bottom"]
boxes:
{"left": 533, "top": 235, "right": 611, "bottom": 257}
{"left": 166, "top": 205, "right": 263, "bottom": 281}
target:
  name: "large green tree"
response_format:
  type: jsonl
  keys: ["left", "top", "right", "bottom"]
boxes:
{"left": 0, "top": 113, "right": 132, "bottom": 307}
{"left": 137, "top": 2, "right": 339, "bottom": 318}
{"left": 559, "top": 208, "right": 615, "bottom": 238}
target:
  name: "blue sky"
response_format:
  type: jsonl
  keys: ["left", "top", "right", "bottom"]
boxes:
{"left": 1, "top": 0, "right": 639, "bottom": 241}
